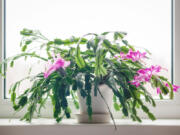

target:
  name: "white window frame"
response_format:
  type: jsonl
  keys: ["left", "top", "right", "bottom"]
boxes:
{"left": 0, "top": 0, "right": 180, "bottom": 119}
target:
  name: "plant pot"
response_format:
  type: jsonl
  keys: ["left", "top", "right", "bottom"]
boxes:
{"left": 76, "top": 84, "right": 113, "bottom": 123}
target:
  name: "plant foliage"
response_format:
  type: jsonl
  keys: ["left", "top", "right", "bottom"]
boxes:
{"left": 0, "top": 29, "right": 176, "bottom": 126}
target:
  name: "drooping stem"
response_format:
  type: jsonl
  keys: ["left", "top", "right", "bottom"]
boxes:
{"left": 97, "top": 87, "right": 117, "bottom": 130}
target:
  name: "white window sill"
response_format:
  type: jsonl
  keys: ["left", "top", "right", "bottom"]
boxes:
{"left": 0, "top": 119, "right": 180, "bottom": 135}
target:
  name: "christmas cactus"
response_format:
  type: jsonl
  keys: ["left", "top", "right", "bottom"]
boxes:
{"left": 0, "top": 29, "right": 179, "bottom": 125}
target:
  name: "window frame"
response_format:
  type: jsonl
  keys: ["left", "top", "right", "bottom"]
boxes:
{"left": 0, "top": 0, "right": 180, "bottom": 119}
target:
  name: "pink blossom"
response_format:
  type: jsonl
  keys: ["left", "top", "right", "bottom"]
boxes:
{"left": 119, "top": 49, "right": 146, "bottom": 62}
{"left": 172, "top": 85, "right": 180, "bottom": 92}
{"left": 150, "top": 65, "right": 162, "bottom": 73}
{"left": 130, "top": 80, "right": 141, "bottom": 87}
{"left": 130, "top": 65, "right": 163, "bottom": 87}
{"left": 165, "top": 83, "right": 169, "bottom": 87}
{"left": 120, "top": 52, "right": 127, "bottom": 60}
{"left": 165, "top": 83, "right": 180, "bottom": 92}
{"left": 114, "top": 56, "right": 118, "bottom": 59}
{"left": 44, "top": 54, "right": 70, "bottom": 78}
{"left": 156, "top": 87, "right": 161, "bottom": 94}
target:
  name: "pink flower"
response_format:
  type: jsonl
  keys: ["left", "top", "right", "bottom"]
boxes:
{"left": 150, "top": 65, "right": 162, "bottom": 73}
{"left": 130, "top": 65, "right": 163, "bottom": 87}
{"left": 44, "top": 54, "right": 70, "bottom": 78}
{"left": 156, "top": 87, "right": 161, "bottom": 94}
{"left": 114, "top": 56, "right": 118, "bottom": 59}
{"left": 165, "top": 83, "right": 169, "bottom": 87}
{"left": 120, "top": 52, "right": 127, "bottom": 60}
{"left": 130, "top": 80, "right": 141, "bottom": 87}
{"left": 119, "top": 49, "right": 146, "bottom": 62}
{"left": 165, "top": 83, "right": 180, "bottom": 92}
{"left": 172, "top": 85, "right": 180, "bottom": 92}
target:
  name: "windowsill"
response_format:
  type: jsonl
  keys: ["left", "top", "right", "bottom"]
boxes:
{"left": 0, "top": 118, "right": 180, "bottom": 126}
{"left": 0, "top": 118, "right": 180, "bottom": 135}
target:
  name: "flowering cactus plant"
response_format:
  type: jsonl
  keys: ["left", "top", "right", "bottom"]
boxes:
{"left": 0, "top": 29, "right": 179, "bottom": 125}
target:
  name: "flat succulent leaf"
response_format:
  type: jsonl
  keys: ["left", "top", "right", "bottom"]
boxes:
{"left": 75, "top": 45, "right": 85, "bottom": 68}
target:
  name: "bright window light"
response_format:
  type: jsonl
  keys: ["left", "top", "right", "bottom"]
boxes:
{"left": 5, "top": 0, "right": 171, "bottom": 97}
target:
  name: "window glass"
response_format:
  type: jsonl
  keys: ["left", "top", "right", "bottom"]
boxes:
{"left": 5, "top": 0, "right": 171, "bottom": 97}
